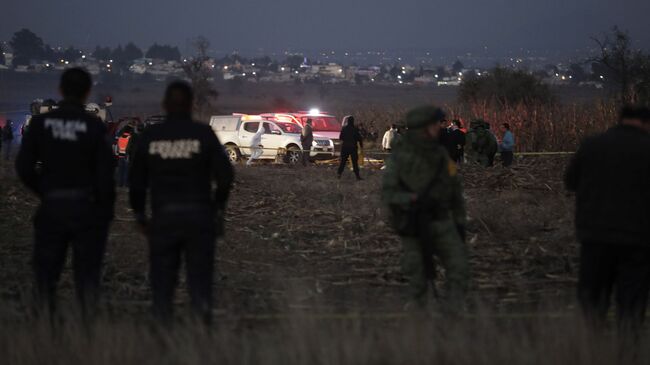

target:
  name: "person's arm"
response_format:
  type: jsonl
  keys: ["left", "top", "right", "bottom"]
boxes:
{"left": 15, "top": 118, "right": 41, "bottom": 195}
{"left": 128, "top": 131, "right": 150, "bottom": 225}
{"left": 210, "top": 133, "right": 234, "bottom": 210}
{"left": 94, "top": 123, "right": 116, "bottom": 221}
{"left": 382, "top": 131, "right": 389, "bottom": 149}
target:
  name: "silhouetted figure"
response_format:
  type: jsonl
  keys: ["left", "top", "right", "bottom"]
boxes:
{"left": 301, "top": 119, "right": 314, "bottom": 166}
{"left": 2, "top": 121, "right": 14, "bottom": 160}
{"left": 129, "top": 81, "right": 234, "bottom": 326}
{"left": 498, "top": 123, "right": 515, "bottom": 167}
{"left": 15, "top": 68, "right": 115, "bottom": 321}
{"left": 565, "top": 105, "right": 650, "bottom": 337}
{"left": 337, "top": 116, "right": 363, "bottom": 180}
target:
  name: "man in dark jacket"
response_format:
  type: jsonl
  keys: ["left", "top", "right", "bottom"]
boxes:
{"left": 15, "top": 68, "right": 115, "bottom": 320}
{"left": 300, "top": 119, "right": 314, "bottom": 166}
{"left": 565, "top": 105, "right": 650, "bottom": 335}
{"left": 337, "top": 115, "right": 363, "bottom": 180}
{"left": 129, "top": 81, "right": 234, "bottom": 325}
{"left": 2, "top": 120, "right": 14, "bottom": 160}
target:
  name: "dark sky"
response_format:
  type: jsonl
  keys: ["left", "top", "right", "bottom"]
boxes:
{"left": 2, "top": 0, "right": 649, "bottom": 55}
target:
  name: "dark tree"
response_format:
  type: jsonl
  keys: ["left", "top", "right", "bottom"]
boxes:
{"left": 123, "top": 42, "right": 144, "bottom": 62}
{"left": 458, "top": 67, "right": 553, "bottom": 107}
{"left": 452, "top": 60, "right": 464, "bottom": 75}
{"left": 92, "top": 46, "right": 112, "bottom": 61}
{"left": 592, "top": 26, "right": 650, "bottom": 104}
{"left": 145, "top": 44, "right": 181, "bottom": 61}
{"left": 9, "top": 28, "right": 45, "bottom": 65}
{"left": 182, "top": 36, "right": 218, "bottom": 117}
{"left": 284, "top": 55, "right": 304, "bottom": 70}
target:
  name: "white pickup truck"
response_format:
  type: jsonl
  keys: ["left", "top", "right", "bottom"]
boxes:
{"left": 209, "top": 115, "right": 335, "bottom": 164}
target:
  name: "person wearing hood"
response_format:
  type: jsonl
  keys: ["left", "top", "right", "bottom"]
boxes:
{"left": 382, "top": 105, "right": 468, "bottom": 312}
{"left": 337, "top": 115, "right": 363, "bottom": 180}
{"left": 247, "top": 123, "right": 265, "bottom": 166}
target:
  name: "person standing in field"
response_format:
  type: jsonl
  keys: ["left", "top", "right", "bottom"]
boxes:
{"left": 382, "top": 106, "right": 469, "bottom": 311}
{"left": 449, "top": 120, "right": 466, "bottom": 164}
{"left": 129, "top": 81, "right": 234, "bottom": 325}
{"left": 565, "top": 105, "right": 650, "bottom": 337}
{"left": 498, "top": 123, "right": 515, "bottom": 167}
{"left": 382, "top": 124, "right": 398, "bottom": 152}
{"left": 15, "top": 68, "right": 115, "bottom": 321}
{"left": 115, "top": 130, "right": 131, "bottom": 187}
{"left": 247, "top": 123, "right": 265, "bottom": 166}
{"left": 465, "top": 119, "right": 497, "bottom": 167}
{"left": 2, "top": 120, "right": 14, "bottom": 160}
{"left": 337, "top": 115, "right": 363, "bottom": 180}
{"left": 301, "top": 118, "right": 314, "bottom": 166}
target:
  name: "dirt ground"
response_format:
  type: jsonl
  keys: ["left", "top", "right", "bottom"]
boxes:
{"left": 0, "top": 155, "right": 579, "bottom": 320}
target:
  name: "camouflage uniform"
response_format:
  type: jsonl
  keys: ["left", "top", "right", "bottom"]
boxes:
{"left": 465, "top": 120, "right": 498, "bottom": 166}
{"left": 382, "top": 106, "right": 469, "bottom": 309}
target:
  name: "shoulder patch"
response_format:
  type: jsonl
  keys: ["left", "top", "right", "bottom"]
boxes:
{"left": 149, "top": 139, "right": 201, "bottom": 159}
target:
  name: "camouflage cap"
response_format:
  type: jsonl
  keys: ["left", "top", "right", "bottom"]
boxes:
{"left": 405, "top": 106, "right": 446, "bottom": 129}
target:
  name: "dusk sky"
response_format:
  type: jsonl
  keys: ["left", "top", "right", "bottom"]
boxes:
{"left": 2, "top": 0, "right": 650, "bottom": 54}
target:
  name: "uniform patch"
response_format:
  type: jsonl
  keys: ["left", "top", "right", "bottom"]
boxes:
{"left": 44, "top": 119, "right": 87, "bottom": 141}
{"left": 149, "top": 139, "right": 200, "bottom": 159}
{"left": 448, "top": 159, "right": 458, "bottom": 176}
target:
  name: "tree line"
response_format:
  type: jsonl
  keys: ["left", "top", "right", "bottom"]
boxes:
{"left": 6, "top": 28, "right": 182, "bottom": 67}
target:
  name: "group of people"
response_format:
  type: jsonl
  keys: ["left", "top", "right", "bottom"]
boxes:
{"left": 382, "top": 118, "right": 516, "bottom": 167}
{"left": 382, "top": 104, "right": 649, "bottom": 338}
{"left": 11, "top": 68, "right": 650, "bottom": 339}
{"left": 15, "top": 68, "right": 233, "bottom": 325}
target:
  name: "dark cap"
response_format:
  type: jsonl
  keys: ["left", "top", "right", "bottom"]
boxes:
{"left": 405, "top": 106, "right": 446, "bottom": 129}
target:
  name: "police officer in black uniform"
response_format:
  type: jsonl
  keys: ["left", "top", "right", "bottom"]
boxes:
{"left": 15, "top": 68, "right": 115, "bottom": 320}
{"left": 129, "top": 81, "right": 234, "bottom": 325}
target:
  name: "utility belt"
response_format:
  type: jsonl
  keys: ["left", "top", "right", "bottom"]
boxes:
{"left": 154, "top": 202, "right": 214, "bottom": 216}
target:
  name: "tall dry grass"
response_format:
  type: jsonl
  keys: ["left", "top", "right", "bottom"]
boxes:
{"left": 335, "top": 100, "right": 618, "bottom": 152}
{"left": 1, "top": 311, "right": 647, "bottom": 365}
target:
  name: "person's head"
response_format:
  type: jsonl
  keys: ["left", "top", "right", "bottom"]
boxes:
{"left": 619, "top": 105, "right": 650, "bottom": 132}
{"left": 453, "top": 119, "right": 463, "bottom": 129}
{"left": 163, "top": 81, "right": 194, "bottom": 115}
{"left": 59, "top": 68, "right": 92, "bottom": 103}
{"left": 346, "top": 116, "right": 355, "bottom": 127}
{"left": 500, "top": 123, "right": 510, "bottom": 133}
{"left": 391, "top": 124, "right": 397, "bottom": 130}
{"left": 406, "top": 105, "right": 446, "bottom": 139}
{"left": 306, "top": 118, "right": 312, "bottom": 125}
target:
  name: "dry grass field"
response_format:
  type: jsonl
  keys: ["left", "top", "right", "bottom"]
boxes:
{"left": 3, "top": 154, "right": 646, "bottom": 364}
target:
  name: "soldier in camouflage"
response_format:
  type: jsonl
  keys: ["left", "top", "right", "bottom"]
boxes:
{"left": 382, "top": 106, "right": 469, "bottom": 310}
{"left": 465, "top": 119, "right": 498, "bottom": 166}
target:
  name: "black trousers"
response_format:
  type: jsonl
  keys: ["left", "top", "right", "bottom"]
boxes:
{"left": 149, "top": 211, "right": 216, "bottom": 325}
{"left": 337, "top": 147, "right": 360, "bottom": 178}
{"left": 578, "top": 242, "right": 650, "bottom": 334}
{"left": 33, "top": 200, "right": 108, "bottom": 319}
{"left": 301, "top": 144, "right": 311, "bottom": 166}
{"left": 501, "top": 151, "right": 514, "bottom": 167}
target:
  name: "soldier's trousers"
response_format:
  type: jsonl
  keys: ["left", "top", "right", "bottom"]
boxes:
{"left": 401, "top": 219, "right": 469, "bottom": 308}
{"left": 337, "top": 146, "right": 360, "bottom": 178}
{"left": 149, "top": 208, "right": 216, "bottom": 325}
{"left": 33, "top": 198, "right": 108, "bottom": 320}
{"left": 578, "top": 242, "right": 650, "bottom": 336}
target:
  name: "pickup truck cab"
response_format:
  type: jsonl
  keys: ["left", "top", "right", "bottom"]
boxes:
{"left": 210, "top": 115, "right": 335, "bottom": 164}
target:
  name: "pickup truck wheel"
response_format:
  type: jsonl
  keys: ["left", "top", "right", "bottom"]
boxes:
{"left": 286, "top": 146, "right": 301, "bottom": 165}
{"left": 225, "top": 145, "right": 241, "bottom": 163}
